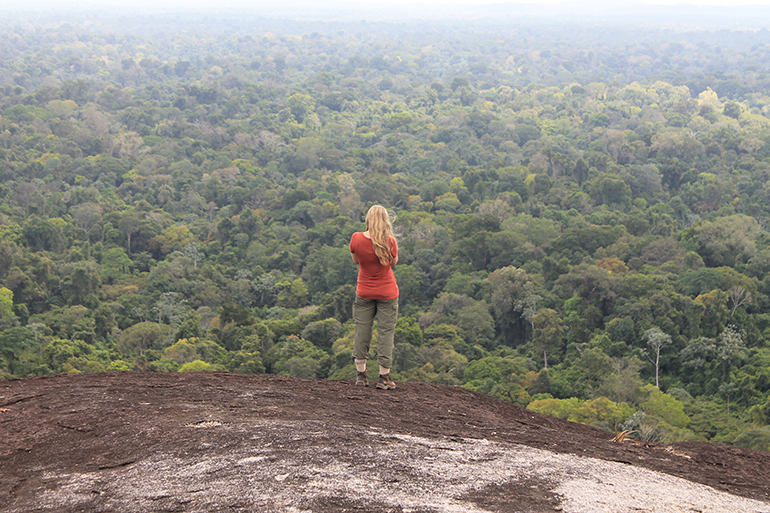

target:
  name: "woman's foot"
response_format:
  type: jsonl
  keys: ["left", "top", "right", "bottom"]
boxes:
{"left": 355, "top": 371, "right": 369, "bottom": 387}
{"left": 376, "top": 374, "right": 396, "bottom": 390}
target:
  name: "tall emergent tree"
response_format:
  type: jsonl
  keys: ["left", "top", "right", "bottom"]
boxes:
{"left": 642, "top": 327, "right": 672, "bottom": 389}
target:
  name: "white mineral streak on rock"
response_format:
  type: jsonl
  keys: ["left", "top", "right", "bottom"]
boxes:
{"left": 26, "top": 420, "right": 770, "bottom": 513}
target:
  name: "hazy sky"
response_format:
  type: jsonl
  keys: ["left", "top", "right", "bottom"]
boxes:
{"left": 7, "top": 0, "right": 770, "bottom": 25}
{"left": 340, "top": 0, "right": 770, "bottom": 3}
{"left": 14, "top": 0, "right": 770, "bottom": 7}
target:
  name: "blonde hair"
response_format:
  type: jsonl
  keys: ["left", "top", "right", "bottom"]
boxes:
{"left": 365, "top": 205, "right": 396, "bottom": 266}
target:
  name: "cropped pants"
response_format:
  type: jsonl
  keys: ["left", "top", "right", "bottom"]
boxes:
{"left": 352, "top": 295, "right": 399, "bottom": 370}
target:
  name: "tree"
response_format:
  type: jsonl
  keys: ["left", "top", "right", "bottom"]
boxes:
{"left": 287, "top": 93, "right": 315, "bottom": 124}
{"left": 184, "top": 242, "right": 204, "bottom": 268}
{"left": 153, "top": 292, "right": 188, "bottom": 325}
{"left": 649, "top": 128, "right": 704, "bottom": 190}
{"left": 690, "top": 215, "right": 758, "bottom": 267}
{"left": 681, "top": 336, "right": 717, "bottom": 371}
{"left": 549, "top": 226, "right": 623, "bottom": 263}
{"left": 719, "top": 382, "right": 739, "bottom": 415}
{"left": 422, "top": 294, "right": 495, "bottom": 349}
{"left": 395, "top": 316, "right": 424, "bottom": 347}
{"left": 597, "top": 356, "right": 644, "bottom": 405}
{"left": 164, "top": 338, "right": 202, "bottom": 364}
{"left": 148, "top": 225, "right": 196, "bottom": 259}
{"left": 118, "top": 214, "right": 141, "bottom": 255}
{"left": 694, "top": 289, "right": 729, "bottom": 338}
{"left": 101, "top": 247, "right": 133, "bottom": 283}
{"left": 527, "top": 397, "right": 582, "bottom": 420}
{"left": 723, "top": 101, "right": 742, "bottom": 119}
{"left": 521, "top": 283, "right": 543, "bottom": 331}
{"left": 576, "top": 347, "right": 614, "bottom": 393}
{"left": 269, "top": 335, "right": 328, "bottom": 378}
{"left": 117, "top": 322, "right": 172, "bottom": 355}
{"left": 222, "top": 347, "right": 265, "bottom": 374}
{"left": 552, "top": 263, "right": 617, "bottom": 313}
{"left": 43, "top": 338, "right": 93, "bottom": 373}
{"left": 253, "top": 274, "right": 279, "bottom": 308}
{"left": 0, "top": 287, "right": 16, "bottom": 327}
{"left": 94, "top": 304, "right": 118, "bottom": 341}
{"left": 276, "top": 278, "right": 309, "bottom": 308}
{"left": 174, "top": 311, "right": 204, "bottom": 341}
{"left": 733, "top": 429, "right": 770, "bottom": 452}
{"left": 301, "top": 318, "right": 344, "bottom": 352}
{"left": 572, "top": 158, "right": 590, "bottom": 185}
{"left": 588, "top": 173, "right": 631, "bottom": 206}
{"left": 22, "top": 216, "right": 65, "bottom": 253}
{"left": 486, "top": 266, "right": 532, "bottom": 346}
{"left": 638, "top": 384, "right": 689, "bottom": 429}
{"left": 0, "top": 327, "right": 35, "bottom": 375}
{"left": 568, "top": 397, "right": 635, "bottom": 428}
{"left": 179, "top": 360, "right": 216, "bottom": 372}
{"left": 59, "top": 262, "right": 102, "bottom": 307}
{"left": 454, "top": 301, "right": 496, "bottom": 348}
{"left": 393, "top": 264, "right": 429, "bottom": 307}
{"left": 717, "top": 325, "right": 748, "bottom": 380}
{"left": 462, "top": 355, "right": 531, "bottom": 405}
{"left": 302, "top": 246, "right": 357, "bottom": 298}
{"left": 642, "top": 327, "right": 672, "bottom": 388}
{"left": 728, "top": 286, "right": 751, "bottom": 317}
{"left": 70, "top": 203, "right": 102, "bottom": 235}
{"left": 531, "top": 308, "right": 564, "bottom": 369}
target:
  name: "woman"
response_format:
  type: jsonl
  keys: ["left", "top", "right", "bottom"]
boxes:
{"left": 349, "top": 205, "right": 399, "bottom": 390}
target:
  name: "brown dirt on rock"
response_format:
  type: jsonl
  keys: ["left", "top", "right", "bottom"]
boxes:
{"left": 1, "top": 372, "right": 769, "bottom": 512}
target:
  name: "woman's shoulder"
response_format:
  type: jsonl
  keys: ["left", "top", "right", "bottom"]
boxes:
{"left": 350, "top": 232, "right": 368, "bottom": 245}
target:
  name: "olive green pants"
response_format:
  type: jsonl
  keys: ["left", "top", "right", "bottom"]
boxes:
{"left": 352, "top": 295, "right": 399, "bottom": 370}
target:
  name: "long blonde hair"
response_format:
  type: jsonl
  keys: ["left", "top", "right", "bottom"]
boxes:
{"left": 365, "top": 205, "right": 396, "bottom": 266}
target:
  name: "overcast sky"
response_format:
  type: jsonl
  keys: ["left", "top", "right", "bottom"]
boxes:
{"left": 11, "top": 0, "right": 770, "bottom": 8}
{"left": 5, "top": 0, "right": 770, "bottom": 25}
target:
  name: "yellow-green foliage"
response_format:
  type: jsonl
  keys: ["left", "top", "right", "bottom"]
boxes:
{"left": 526, "top": 397, "right": 581, "bottom": 419}
{"left": 528, "top": 396, "right": 635, "bottom": 427}
{"left": 106, "top": 360, "right": 132, "bottom": 371}
{"left": 638, "top": 384, "right": 690, "bottom": 428}
{"left": 0, "top": 287, "right": 14, "bottom": 320}
{"left": 332, "top": 324, "right": 366, "bottom": 356}
{"left": 178, "top": 360, "right": 213, "bottom": 372}
{"left": 569, "top": 397, "right": 635, "bottom": 426}
{"left": 164, "top": 338, "right": 201, "bottom": 364}
{"left": 62, "top": 357, "right": 105, "bottom": 374}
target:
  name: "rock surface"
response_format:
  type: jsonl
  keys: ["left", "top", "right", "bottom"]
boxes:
{"left": 1, "top": 372, "right": 769, "bottom": 512}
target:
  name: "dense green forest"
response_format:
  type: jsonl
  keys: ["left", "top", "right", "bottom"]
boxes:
{"left": 1, "top": 9, "right": 770, "bottom": 451}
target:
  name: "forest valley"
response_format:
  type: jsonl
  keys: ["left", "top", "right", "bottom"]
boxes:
{"left": 1, "top": 10, "right": 770, "bottom": 453}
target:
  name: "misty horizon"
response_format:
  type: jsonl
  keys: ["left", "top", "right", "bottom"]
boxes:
{"left": 1, "top": 0, "right": 770, "bottom": 29}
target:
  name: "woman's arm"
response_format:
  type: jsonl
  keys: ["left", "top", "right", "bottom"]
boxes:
{"left": 350, "top": 233, "right": 360, "bottom": 265}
